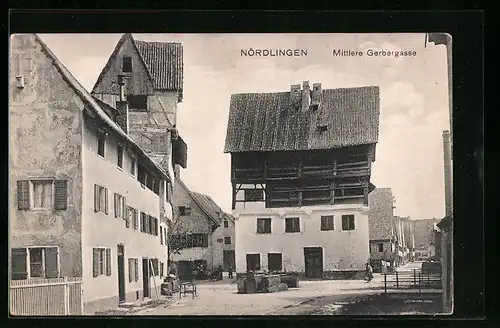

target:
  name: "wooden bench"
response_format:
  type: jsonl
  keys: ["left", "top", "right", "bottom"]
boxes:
{"left": 179, "top": 281, "right": 197, "bottom": 299}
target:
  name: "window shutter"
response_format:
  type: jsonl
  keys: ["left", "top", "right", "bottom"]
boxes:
{"left": 128, "top": 258, "right": 133, "bottom": 283}
{"left": 160, "top": 262, "right": 164, "bottom": 277}
{"left": 134, "top": 210, "right": 139, "bottom": 230}
{"left": 11, "top": 248, "right": 28, "bottom": 280}
{"left": 94, "top": 185, "right": 99, "bottom": 212}
{"left": 92, "top": 248, "right": 99, "bottom": 277}
{"left": 17, "top": 180, "right": 30, "bottom": 210}
{"left": 320, "top": 217, "right": 326, "bottom": 231}
{"left": 104, "top": 188, "right": 109, "bottom": 214}
{"left": 122, "top": 197, "right": 127, "bottom": 219}
{"left": 44, "top": 247, "right": 59, "bottom": 278}
{"left": 125, "top": 207, "right": 131, "bottom": 228}
{"left": 134, "top": 259, "right": 139, "bottom": 281}
{"left": 114, "top": 193, "right": 119, "bottom": 218}
{"left": 203, "top": 234, "right": 209, "bottom": 247}
{"left": 105, "top": 248, "right": 111, "bottom": 276}
{"left": 155, "top": 218, "right": 159, "bottom": 236}
{"left": 54, "top": 180, "right": 68, "bottom": 210}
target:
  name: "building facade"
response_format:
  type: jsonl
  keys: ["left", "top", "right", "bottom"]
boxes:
{"left": 9, "top": 34, "right": 180, "bottom": 315}
{"left": 170, "top": 176, "right": 235, "bottom": 279}
{"left": 224, "top": 81, "right": 381, "bottom": 280}
{"left": 368, "top": 188, "right": 396, "bottom": 272}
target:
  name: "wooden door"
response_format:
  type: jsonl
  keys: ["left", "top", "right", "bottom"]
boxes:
{"left": 304, "top": 247, "right": 323, "bottom": 279}
{"left": 117, "top": 245, "right": 125, "bottom": 303}
{"left": 142, "top": 258, "right": 150, "bottom": 298}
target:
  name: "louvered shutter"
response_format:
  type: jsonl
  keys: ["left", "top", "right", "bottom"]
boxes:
{"left": 114, "top": 194, "right": 119, "bottom": 218}
{"left": 134, "top": 210, "right": 138, "bottom": 230}
{"left": 105, "top": 248, "right": 111, "bottom": 276}
{"left": 160, "top": 262, "right": 164, "bottom": 277}
{"left": 11, "top": 248, "right": 28, "bottom": 280}
{"left": 128, "top": 258, "right": 133, "bottom": 282}
{"left": 104, "top": 188, "right": 108, "bottom": 214}
{"left": 92, "top": 248, "right": 99, "bottom": 277}
{"left": 94, "top": 185, "right": 99, "bottom": 212}
{"left": 155, "top": 218, "right": 159, "bottom": 236}
{"left": 160, "top": 228, "right": 163, "bottom": 245}
{"left": 125, "top": 207, "right": 131, "bottom": 228}
{"left": 54, "top": 180, "right": 68, "bottom": 210}
{"left": 44, "top": 247, "right": 59, "bottom": 278}
{"left": 203, "top": 234, "right": 209, "bottom": 247}
{"left": 134, "top": 259, "right": 139, "bottom": 281}
{"left": 17, "top": 180, "right": 30, "bottom": 210}
{"left": 122, "top": 197, "right": 127, "bottom": 219}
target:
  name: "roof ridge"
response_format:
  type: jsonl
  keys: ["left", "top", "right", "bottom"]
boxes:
{"left": 232, "top": 85, "right": 379, "bottom": 97}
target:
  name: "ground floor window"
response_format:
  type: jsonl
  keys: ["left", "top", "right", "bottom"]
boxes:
{"left": 246, "top": 254, "right": 261, "bottom": 271}
{"left": 128, "top": 258, "right": 139, "bottom": 282}
{"left": 10, "top": 246, "right": 59, "bottom": 280}
{"left": 267, "top": 253, "right": 282, "bottom": 272}
{"left": 93, "top": 248, "right": 111, "bottom": 277}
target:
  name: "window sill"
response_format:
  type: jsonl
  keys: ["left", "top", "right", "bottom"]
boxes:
{"left": 31, "top": 207, "right": 53, "bottom": 212}
{"left": 320, "top": 229, "right": 335, "bottom": 232}
{"left": 256, "top": 232, "right": 272, "bottom": 235}
{"left": 117, "top": 166, "right": 123, "bottom": 171}
{"left": 97, "top": 154, "right": 106, "bottom": 160}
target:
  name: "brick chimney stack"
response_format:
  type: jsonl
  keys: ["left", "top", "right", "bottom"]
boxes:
{"left": 290, "top": 84, "right": 301, "bottom": 108}
{"left": 115, "top": 74, "right": 129, "bottom": 133}
{"left": 301, "top": 81, "right": 311, "bottom": 111}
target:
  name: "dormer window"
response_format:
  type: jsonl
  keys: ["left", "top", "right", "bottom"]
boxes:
{"left": 317, "top": 125, "right": 328, "bottom": 132}
{"left": 122, "top": 57, "right": 132, "bottom": 73}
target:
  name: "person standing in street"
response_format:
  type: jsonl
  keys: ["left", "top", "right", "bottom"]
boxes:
{"left": 228, "top": 263, "right": 233, "bottom": 279}
{"left": 365, "top": 262, "right": 374, "bottom": 282}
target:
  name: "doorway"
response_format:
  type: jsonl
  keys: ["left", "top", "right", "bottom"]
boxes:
{"left": 142, "top": 258, "right": 150, "bottom": 298}
{"left": 304, "top": 247, "right": 323, "bottom": 279}
{"left": 223, "top": 250, "right": 235, "bottom": 271}
{"left": 117, "top": 245, "right": 125, "bottom": 303}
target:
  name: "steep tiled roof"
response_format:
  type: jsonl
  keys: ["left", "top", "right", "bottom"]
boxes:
{"left": 175, "top": 177, "right": 220, "bottom": 228}
{"left": 134, "top": 40, "right": 183, "bottom": 92}
{"left": 368, "top": 188, "right": 395, "bottom": 240}
{"left": 224, "top": 86, "right": 380, "bottom": 153}
{"left": 34, "top": 34, "right": 170, "bottom": 181}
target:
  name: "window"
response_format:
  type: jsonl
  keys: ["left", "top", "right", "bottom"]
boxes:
{"left": 320, "top": 215, "right": 334, "bottom": 231}
{"left": 125, "top": 206, "right": 135, "bottom": 228}
{"left": 117, "top": 145, "right": 123, "bottom": 168}
{"left": 97, "top": 133, "right": 105, "bottom": 157}
{"left": 94, "top": 185, "right": 108, "bottom": 214}
{"left": 160, "top": 261, "right": 164, "bottom": 277}
{"left": 246, "top": 254, "right": 261, "bottom": 271}
{"left": 268, "top": 253, "right": 282, "bottom": 272}
{"left": 160, "top": 227, "right": 164, "bottom": 245}
{"left": 140, "top": 212, "right": 146, "bottom": 232}
{"left": 191, "top": 233, "right": 208, "bottom": 247}
{"left": 224, "top": 220, "right": 229, "bottom": 228}
{"left": 179, "top": 206, "right": 191, "bottom": 216}
{"left": 114, "top": 193, "right": 126, "bottom": 219}
{"left": 165, "top": 182, "right": 172, "bottom": 203}
{"left": 244, "top": 189, "right": 264, "bottom": 201}
{"left": 217, "top": 238, "right": 224, "bottom": 243}
{"left": 131, "top": 208, "right": 138, "bottom": 230}
{"left": 93, "top": 247, "right": 111, "bottom": 277}
{"left": 256, "top": 218, "right": 271, "bottom": 234}
{"left": 10, "top": 247, "right": 59, "bottom": 280}
{"left": 342, "top": 214, "right": 355, "bottom": 231}
{"left": 122, "top": 56, "right": 132, "bottom": 73}
{"left": 285, "top": 217, "right": 300, "bottom": 233}
{"left": 224, "top": 237, "right": 231, "bottom": 245}
{"left": 130, "top": 155, "right": 136, "bottom": 176}
{"left": 378, "top": 243, "right": 384, "bottom": 252}
{"left": 128, "top": 258, "right": 139, "bottom": 282}
{"left": 127, "top": 95, "right": 147, "bottom": 111}
{"left": 17, "top": 179, "right": 68, "bottom": 211}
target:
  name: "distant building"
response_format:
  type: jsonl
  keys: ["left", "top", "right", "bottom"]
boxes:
{"left": 9, "top": 34, "right": 175, "bottom": 315}
{"left": 368, "top": 188, "right": 396, "bottom": 272}
{"left": 413, "top": 218, "right": 440, "bottom": 252}
{"left": 170, "top": 176, "right": 235, "bottom": 279}
{"left": 224, "top": 81, "right": 380, "bottom": 280}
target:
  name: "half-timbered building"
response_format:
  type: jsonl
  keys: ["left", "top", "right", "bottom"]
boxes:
{"left": 224, "top": 81, "right": 380, "bottom": 279}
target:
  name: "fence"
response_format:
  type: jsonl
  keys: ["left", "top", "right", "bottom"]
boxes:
{"left": 10, "top": 277, "right": 83, "bottom": 316}
{"left": 383, "top": 269, "right": 442, "bottom": 294}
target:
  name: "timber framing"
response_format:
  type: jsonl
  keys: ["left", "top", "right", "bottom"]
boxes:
{"left": 231, "top": 145, "right": 375, "bottom": 209}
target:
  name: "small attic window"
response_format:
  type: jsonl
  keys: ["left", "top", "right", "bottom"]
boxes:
{"left": 317, "top": 125, "right": 328, "bottom": 132}
{"left": 310, "top": 104, "right": 319, "bottom": 111}
{"left": 122, "top": 57, "right": 132, "bottom": 73}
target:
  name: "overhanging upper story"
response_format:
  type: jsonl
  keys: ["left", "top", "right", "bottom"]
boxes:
{"left": 224, "top": 81, "right": 380, "bottom": 210}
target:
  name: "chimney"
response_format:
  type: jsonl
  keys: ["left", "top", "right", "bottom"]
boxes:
{"left": 311, "top": 83, "right": 322, "bottom": 110}
{"left": 443, "top": 130, "right": 453, "bottom": 216}
{"left": 301, "top": 81, "right": 311, "bottom": 111}
{"left": 115, "top": 74, "right": 129, "bottom": 133}
{"left": 290, "top": 84, "right": 301, "bottom": 108}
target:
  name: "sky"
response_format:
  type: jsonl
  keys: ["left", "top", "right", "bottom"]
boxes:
{"left": 39, "top": 33, "right": 450, "bottom": 219}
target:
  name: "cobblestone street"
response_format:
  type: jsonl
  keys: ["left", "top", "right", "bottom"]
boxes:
{"left": 135, "top": 276, "right": 387, "bottom": 316}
